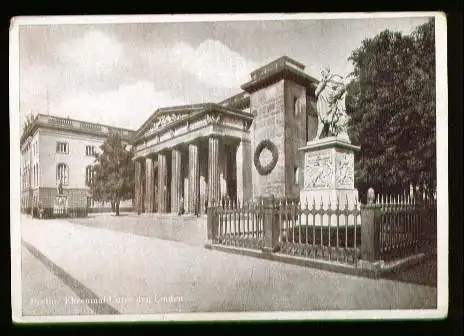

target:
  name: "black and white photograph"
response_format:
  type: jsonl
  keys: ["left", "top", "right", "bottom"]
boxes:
{"left": 10, "top": 12, "right": 448, "bottom": 323}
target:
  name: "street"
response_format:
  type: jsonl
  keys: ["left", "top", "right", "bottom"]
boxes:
{"left": 19, "top": 214, "right": 437, "bottom": 315}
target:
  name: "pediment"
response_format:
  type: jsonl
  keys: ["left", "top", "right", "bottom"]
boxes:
{"left": 151, "top": 111, "right": 187, "bottom": 130}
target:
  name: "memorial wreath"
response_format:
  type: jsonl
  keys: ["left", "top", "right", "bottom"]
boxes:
{"left": 254, "top": 139, "right": 279, "bottom": 176}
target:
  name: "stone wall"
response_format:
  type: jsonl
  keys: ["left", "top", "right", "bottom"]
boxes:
{"left": 306, "top": 96, "right": 318, "bottom": 142}
{"left": 250, "top": 80, "right": 286, "bottom": 198}
{"left": 39, "top": 128, "right": 104, "bottom": 189}
{"left": 284, "top": 81, "right": 307, "bottom": 199}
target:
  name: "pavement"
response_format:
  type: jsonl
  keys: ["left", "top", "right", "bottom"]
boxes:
{"left": 19, "top": 214, "right": 438, "bottom": 316}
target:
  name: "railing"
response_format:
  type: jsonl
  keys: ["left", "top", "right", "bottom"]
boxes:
{"left": 208, "top": 196, "right": 361, "bottom": 265}
{"left": 276, "top": 198, "right": 361, "bottom": 264}
{"left": 375, "top": 194, "right": 437, "bottom": 262}
{"left": 214, "top": 200, "right": 265, "bottom": 250}
{"left": 47, "top": 117, "right": 74, "bottom": 127}
{"left": 208, "top": 192, "right": 437, "bottom": 267}
{"left": 80, "top": 122, "right": 102, "bottom": 130}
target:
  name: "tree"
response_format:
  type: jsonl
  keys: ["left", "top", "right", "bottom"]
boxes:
{"left": 345, "top": 19, "right": 436, "bottom": 199}
{"left": 88, "top": 134, "right": 135, "bottom": 216}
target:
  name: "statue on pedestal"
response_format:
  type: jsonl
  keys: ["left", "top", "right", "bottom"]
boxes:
{"left": 314, "top": 65, "right": 350, "bottom": 141}
{"left": 57, "top": 179, "right": 63, "bottom": 195}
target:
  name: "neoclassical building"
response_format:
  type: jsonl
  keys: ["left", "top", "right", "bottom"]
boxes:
{"left": 20, "top": 114, "right": 135, "bottom": 213}
{"left": 132, "top": 56, "right": 320, "bottom": 215}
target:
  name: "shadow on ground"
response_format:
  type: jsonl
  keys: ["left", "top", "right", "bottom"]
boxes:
{"left": 381, "top": 255, "right": 437, "bottom": 288}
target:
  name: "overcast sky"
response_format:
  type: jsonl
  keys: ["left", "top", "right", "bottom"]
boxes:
{"left": 17, "top": 15, "right": 431, "bottom": 131}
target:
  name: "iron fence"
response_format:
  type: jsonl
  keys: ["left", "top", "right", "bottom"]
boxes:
{"left": 208, "top": 192, "right": 437, "bottom": 267}
{"left": 210, "top": 196, "right": 361, "bottom": 264}
{"left": 276, "top": 198, "right": 361, "bottom": 264}
{"left": 376, "top": 194, "right": 437, "bottom": 262}
{"left": 214, "top": 199, "right": 264, "bottom": 250}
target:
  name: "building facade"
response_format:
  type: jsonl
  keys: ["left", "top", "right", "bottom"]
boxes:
{"left": 132, "top": 56, "right": 321, "bottom": 215}
{"left": 20, "top": 114, "right": 135, "bottom": 214}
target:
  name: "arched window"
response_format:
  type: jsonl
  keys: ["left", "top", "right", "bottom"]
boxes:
{"left": 85, "top": 165, "right": 93, "bottom": 185}
{"left": 56, "top": 163, "right": 69, "bottom": 185}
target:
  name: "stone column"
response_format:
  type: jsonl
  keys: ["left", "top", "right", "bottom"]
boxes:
{"left": 188, "top": 143, "right": 200, "bottom": 214}
{"left": 157, "top": 152, "right": 168, "bottom": 213}
{"left": 171, "top": 148, "right": 182, "bottom": 213}
{"left": 208, "top": 136, "right": 220, "bottom": 205}
{"left": 134, "top": 160, "right": 142, "bottom": 214}
{"left": 145, "top": 157, "right": 154, "bottom": 212}
{"left": 236, "top": 139, "right": 252, "bottom": 203}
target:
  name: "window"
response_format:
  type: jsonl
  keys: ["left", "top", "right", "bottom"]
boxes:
{"left": 85, "top": 145, "right": 96, "bottom": 156}
{"left": 294, "top": 166, "right": 299, "bottom": 185}
{"left": 56, "top": 163, "right": 69, "bottom": 185}
{"left": 56, "top": 142, "right": 69, "bottom": 154}
{"left": 293, "top": 97, "right": 299, "bottom": 117}
{"left": 33, "top": 165, "right": 36, "bottom": 186}
{"left": 85, "top": 165, "right": 94, "bottom": 185}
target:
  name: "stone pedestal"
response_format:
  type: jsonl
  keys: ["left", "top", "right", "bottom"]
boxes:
{"left": 299, "top": 137, "right": 360, "bottom": 226}
{"left": 53, "top": 195, "right": 68, "bottom": 215}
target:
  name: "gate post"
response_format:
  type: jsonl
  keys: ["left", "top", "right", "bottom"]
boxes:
{"left": 262, "top": 196, "right": 280, "bottom": 254}
{"left": 206, "top": 199, "right": 219, "bottom": 245}
{"left": 360, "top": 204, "right": 381, "bottom": 262}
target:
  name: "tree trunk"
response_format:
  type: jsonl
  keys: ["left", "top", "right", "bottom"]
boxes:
{"left": 111, "top": 201, "right": 115, "bottom": 211}
{"left": 115, "top": 198, "right": 120, "bottom": 216}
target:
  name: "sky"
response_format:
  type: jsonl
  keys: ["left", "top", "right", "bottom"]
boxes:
{"left": 17, "top": 15, "right": 432, "bottom": 131}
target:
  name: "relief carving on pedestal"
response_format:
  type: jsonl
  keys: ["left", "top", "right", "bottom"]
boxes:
{"left": 304, "top": 151, "right": 333, "bottom": 190}
{"left": 335, "top": 151, "right": 354, "bottom": 188}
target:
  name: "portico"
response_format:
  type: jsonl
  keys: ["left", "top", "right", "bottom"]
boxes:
{"left": 132, "top": 104, "right": 253, "bottom": 215}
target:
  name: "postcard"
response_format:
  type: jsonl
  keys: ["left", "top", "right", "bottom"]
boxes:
{"left": 10, "top": 12, "right": 448, "bottom": 323}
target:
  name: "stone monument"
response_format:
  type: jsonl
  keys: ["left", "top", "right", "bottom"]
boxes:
{"left": 54, "top": 179, "right": 68, "bottom": 215}
{"left": 299, "top": 65, "right": 360, "bottom": 213}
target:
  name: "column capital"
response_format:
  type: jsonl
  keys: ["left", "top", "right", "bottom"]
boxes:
{"left": 186, "top": 139, "right": 201, "bottom": 147}
{"left": 133, "top": 155, "right": 147, "bottom": 162}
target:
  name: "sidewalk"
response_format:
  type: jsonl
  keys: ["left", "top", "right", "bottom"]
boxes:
{"left": 20, "top": 215, "right": 437, "bottom": 315}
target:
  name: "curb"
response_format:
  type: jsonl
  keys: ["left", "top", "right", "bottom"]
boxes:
{"left": 205, "top": 244, "right": 433, "bottom": 279}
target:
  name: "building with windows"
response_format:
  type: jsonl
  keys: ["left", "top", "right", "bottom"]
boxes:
{"left": 20, "top": 114, "right": 135, "bottom": 214}
{"left": 131, "top": 56, "right": 320, "bottom": 215}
